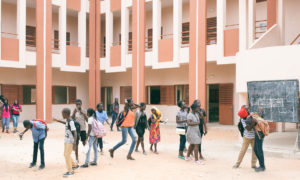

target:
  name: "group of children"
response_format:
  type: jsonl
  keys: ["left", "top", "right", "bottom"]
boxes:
{"left": 19, "top": 98, "right": 167, "bottom": 177}
{"left": 0, "top": 97, "right": 23, "bottom": 133}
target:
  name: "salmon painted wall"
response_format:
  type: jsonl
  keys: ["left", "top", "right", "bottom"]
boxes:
{"left": 110, "top": 45, "right": 121, "bottom": 66}
{"left": 158, "top": 38, "right": 173, "bottom": 62}
{"left": 224, "top": 28, "right": 239, "bottom": 57}
{"left": 67, "top": 0, "right": 81, "bottom": 12}
{"left": 110, "top": 0, "right": 121, "bottom": 12}
{"left": 66, "top": 46, "right": 81, "bottom": 66}
{"left": 1, "top": 38, "right": 19, "bottom": 61}
{"left": 267, "top": 0, "right": 276, "bottom": 29}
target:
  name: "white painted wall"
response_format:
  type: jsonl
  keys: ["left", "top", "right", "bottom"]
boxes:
{"left": 2, "top": 2, "right": 17, "bottom": 34}
{"left": 284, "top": 0, "right": 300, "bottom": 45}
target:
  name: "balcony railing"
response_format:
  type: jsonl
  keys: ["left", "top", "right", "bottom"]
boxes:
{"left": 160, "top": 34, "right": 173, "bottom": 39}
{"left": 26, "top": 34, "right": 36, "bottom": 51}
{"left": 255, "top": 19, "right": 267, "bottom": 39}
{"left": 290, "top": 33, "right": 300, "bottom": 45}
{"left": 52, "top": 39, "right": 60, "bottom": 53}
{"left": 225, "top": 24, "right": 239, "bottom": 29}
{"left": 128, "top": 39, "right": 132, "bottom": 52}
{"left": 1, "top": 32, "right": 18, "bottom": 39}
{"left": 181, "top": 30, "right": 189, "bottom": 47}
{"left": 145, "top": 36, "right": 152, "bottom": 52}
{"left": 66, "top": 41, "right": 79, "bottom": 47}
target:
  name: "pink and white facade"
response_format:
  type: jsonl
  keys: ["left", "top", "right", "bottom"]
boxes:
{"left": 0, "top": 0, "right": 299, "bottom": 131}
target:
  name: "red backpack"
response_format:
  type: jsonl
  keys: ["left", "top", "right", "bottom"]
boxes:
{"left": 238, "top": 106, "right": 249, "bottom": 119}
{"left": 32, "top": 119, "right": 49, "bottom": 137}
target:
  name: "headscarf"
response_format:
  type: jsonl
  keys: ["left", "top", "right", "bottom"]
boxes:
{"left": 151, "top": 106, "right": 162, "bottom": 126}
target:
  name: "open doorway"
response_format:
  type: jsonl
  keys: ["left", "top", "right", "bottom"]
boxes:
{"left": 209, "top": 84, "right": 219, "bottom": 122}
{"left": 101, "top": 87, "right": 113, "bottom": 115}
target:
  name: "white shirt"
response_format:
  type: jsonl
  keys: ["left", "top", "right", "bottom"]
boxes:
{"left": 88, "top": 117, "right": 95, "bottom": 136}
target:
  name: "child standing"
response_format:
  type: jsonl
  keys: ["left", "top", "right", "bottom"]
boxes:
{"left": 12, "top": 99, "right": 22, "bottom": 133}
{"left": 2, "top": 99, "right": 11, "bottom": 133}
{"left": 96, "top": 103, "right": 110, "bottom": 154}
{"left": 134, "top": 102, "right": 148, "bottom": 155}
{"left": 81, "top": 108, "right": 98, "bottom": 168}
{"left": 54, "top": 108, "right": 78, "bottom": 177}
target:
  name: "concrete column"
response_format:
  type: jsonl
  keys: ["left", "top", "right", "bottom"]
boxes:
{"left": 78, "top": 0, "right": 86, "bottom": 67}
{"left": 59, "top": 0, "right": 67, "bottom": 67}
{"left": 248, "top": 0, "right": 256, "bottom": 45}
{"left": 96, "top": 0, "right": 101, "bottom": 104}
{"left": 173, "top": 0, "right": 182, "bottom": 63}
{"left": 121, "top": 1, "right": 129, "bottom": 67}
{"left": 239, "top": 0, "right": 248, "bottom": 51}
{"left": 17, "top": 0, "right": 26, "bottom": 64}
{"left": 105, "top": 0, "right": 113, "bottom": 67}
{"left": 217, "top": 0, "right": 226, "bottom": 59}
{"left": 152, "top": 0, "right": 161, "bottom": 66}
{"left": 277, "top": 0, "right": 285, "bottom": 44}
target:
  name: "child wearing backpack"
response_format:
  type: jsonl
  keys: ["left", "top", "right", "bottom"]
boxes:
{"left": 54, "top": 108, "right": 79, "bottom": 177}
{"left": 81, "top": 108, "right": 99, "bottom": 168}
{"left": 19, "top": 119, "right": 47, "bottom": 170}
{"left": 245, "top": 108, "right": 269, "bottom": 172}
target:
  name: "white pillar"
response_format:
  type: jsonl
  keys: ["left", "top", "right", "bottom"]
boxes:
{"left": 152, "top": 0, "right": 161, "bottom": 66}
{"left": 173, "top": 0, "right": 182, "bottom": 63}
{"left": 59, "top": 1, "right": 67, "bottom": 67}
{"left": 217, "top": 0, "right": 226, "bottom": 59}
{"left": 105, "top": 0, "right": 113, "bottom": 67}
{"left": 121, "top": 1, "right": 129, "bottom": 67}
{"left": 239, "top": 0, "right": 248, "bottom": 51}
{"left": 0, "top": 0, "right": 2, "bottom": 60}
{"left": 78, "top": 0, "right": 86, "bottom": 67}
{"left": 17, "top": 0, "right": 26, "bottom": 65}
{"left": 248, "top": 0, "right": 255, "bottom": 45}
{"left": 277, "top": 0, "right": 285, "bottom": 44}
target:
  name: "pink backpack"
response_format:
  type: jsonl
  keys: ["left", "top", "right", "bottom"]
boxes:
{"left": 92, "top": 118, "right": 106, "bottom": 138}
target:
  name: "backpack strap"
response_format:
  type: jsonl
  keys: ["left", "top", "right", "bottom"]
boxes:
{"left": 33, "top": 121, "right": 37, "bottom": 129}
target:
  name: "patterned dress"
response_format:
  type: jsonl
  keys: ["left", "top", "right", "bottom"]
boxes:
{"left": 149, "top": 107, "right": 162, "bottom": 144}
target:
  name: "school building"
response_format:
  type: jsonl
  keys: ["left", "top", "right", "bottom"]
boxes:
{"left": 0, "top": 0, "right": 299, "bottom": 131}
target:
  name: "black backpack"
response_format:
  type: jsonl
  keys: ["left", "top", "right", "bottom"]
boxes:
{"left": 68, "top": 119, "right": 81, "bottom": 137}
{"left": 116, "top": 110, "right": 129, "bottom": 127}
{"left": 238, "top": 118, "right": 245, "bottom": 137}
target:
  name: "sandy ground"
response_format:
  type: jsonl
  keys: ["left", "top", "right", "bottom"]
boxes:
{"left": 0, "top": 122, "right": 300, "bottom": 180}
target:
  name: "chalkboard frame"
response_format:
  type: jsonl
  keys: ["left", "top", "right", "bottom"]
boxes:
{"left": 247, "top": 79, "right": 299, "bottom": 123}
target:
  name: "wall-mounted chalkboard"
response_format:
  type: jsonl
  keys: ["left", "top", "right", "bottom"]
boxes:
{"left": 247, "top": 80, "right": 299, "bottom": 123}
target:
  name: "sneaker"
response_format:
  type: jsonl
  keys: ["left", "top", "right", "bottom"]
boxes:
{"left": 29, "top": 162, "right": 36, "bottom": 168}
{"left": 73, "top": 165, "right": 80, "bottom": 170}
{"left": 185, "top": 157, "right": 193, "bottom": 161}
{"left": 90, "top": 162, "right": 97, "bottom": 166}
{"left": 232, "top": 164, "right": 239, "bottom": 169}
{"left": 63, "top": 172, "right": 74, "bottom": 177}
{"left": 178, "top": 155, "right": 185, "bottom": 160}
{"left": 195, "top": 160, "right": 204, "bottom": 165}
{"left": 255, "top": 167, "right": 266, "bottom": 172}
{"left": 80, "top": 164, "right": 89, "bottom": 168}
{"left": 39, "top": 164, "right": 45, "bottom": 170}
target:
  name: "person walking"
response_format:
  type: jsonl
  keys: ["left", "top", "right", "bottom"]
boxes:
{"left": 96, "top": 103, "right": 110, "bottom": 154}
{"left": 19, "top": 119, "right": 47, "bottom": 170}
{"left": 81, "top": 108, "right": 98, "bottom": 168}
{"left": 233, "top": 105, "right": 257, "bottom": 169}
{"left": 111, "top": 97, "right": 120, "bottom": 131}
{"left": 71, "top": 99, "right": 87, "bottom": 163}
{"left": 12, "top": 99, "right": 22, "bottom": 133}
{"left": 2, "top": 99, "right": 11, "bottom": 133}
{"left": 185, "top": 103, "right": 203, "bottom": 165}
{"left": 176, "top": 101, "right": 188, "bottom": 160}
{"left": 149, "top": 107, "right": 162, "bottom": 154}
{"left": 109, "top": 98, "right": 137, "bottom": 160}
{"left": 134, "top": 102, "right": 148, "bottom": 155}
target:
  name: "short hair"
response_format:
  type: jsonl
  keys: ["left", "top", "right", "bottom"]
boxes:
{"left": 62, "top": 108, "right": 71, "bottom": 116}
{"left": 87, "top": 108, "right": 95, "bottom": 117}
{"left": 75, "top": 99, "right": 82, "bottom": 104}
{"left": 126, "top": 98, "right": 132, "bottom": 104}
{"left": 96, "top": 103, "right": 103, "bottom": 109}
{"left": 191, "top": 103, "right": 198, "bottom": 110}
{"left": 177, "top": 100, "right": 183, "bottom": 108}
{"left": 140, "top": 102, "right": 146, "bottom": 107}
{"left": 23, "top": 120, "right": 31, "bottom": 127}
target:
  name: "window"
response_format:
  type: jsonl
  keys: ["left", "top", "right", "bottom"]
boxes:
{"left": 175, "top": 85, "right": 189, "bottom": 105}
{"left": 120, "top": 86, "right": 132, "bottom": 104}
{"left": 150, "top": 86, "right": 161, "bottom": 104}
{"left": 182, "top": 22, "right": 190, "bottom": 44}
{"left": 53, "top": 86, "right": 77, "bottom": 104}
{"left": 147, "top": 86, "right": 175, "bottom": 105}
{"left": 23, "top": 85, "right": 36, "bottom": 104}
{"left": 66, "top": 32, "right": 71, "bottom": 45}
{"left": 54, "top": 30, "right": 59, "bottom": 49}
{"left": 128, "top": 32, "right": 132, "bottom": 51}
{"left": 207, "top": 17, "right": 217, "bottom": 45}
{"left": 26, "top": 26, "right": 36, "bottom": 47}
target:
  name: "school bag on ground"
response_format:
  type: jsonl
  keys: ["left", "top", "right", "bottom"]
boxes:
{"left": 68, "top": 119, "right": 81, "bottom": 138}
{"left": 92, "top": 118, "right": 106, "bottom": 138}
{"left": 252, "top": 114, "right": 269, "bottom": 137}
{"left": 32, "top": 119, "right": 49, "bottom": 138}
{"left": 116, "top": 110, "right": 129, "bottom": 127}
